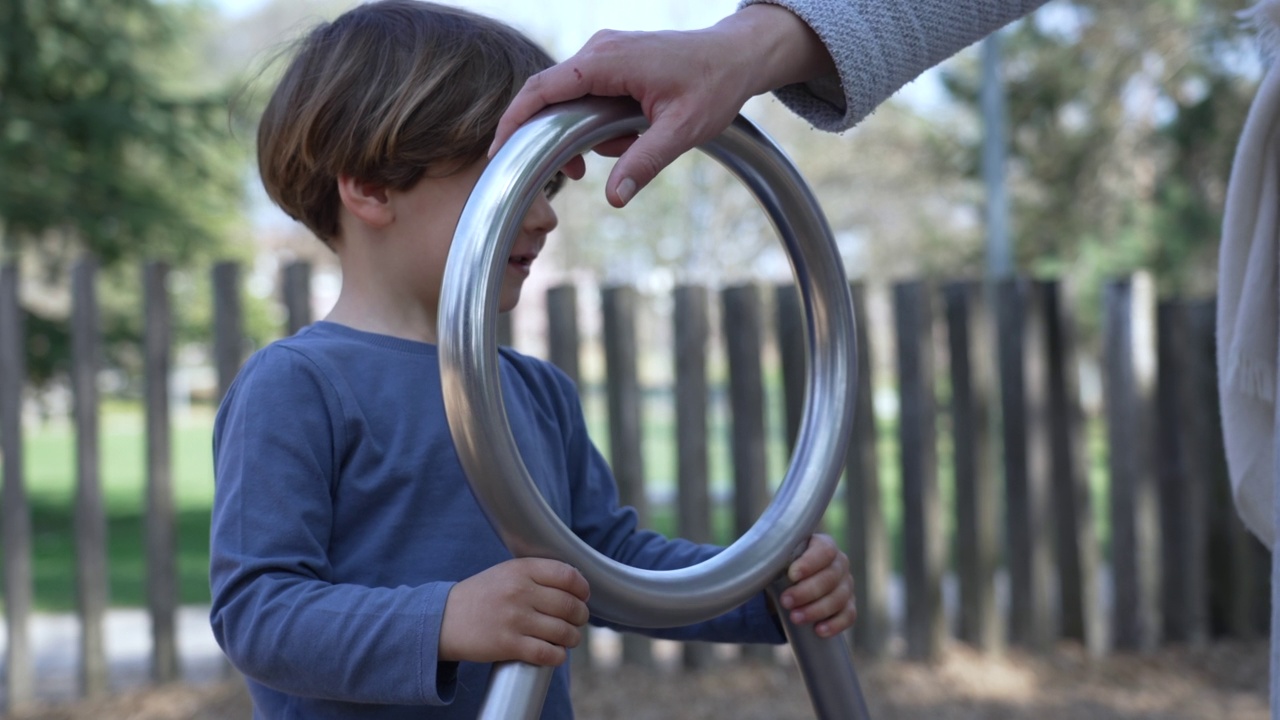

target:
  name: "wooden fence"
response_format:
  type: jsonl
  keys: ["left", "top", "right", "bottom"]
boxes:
{"left": 0, "top": 259, "right": 1269, "bottom": 711}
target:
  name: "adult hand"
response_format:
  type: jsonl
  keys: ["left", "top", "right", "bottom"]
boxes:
{"left": 490, "top": 4, "right": 834, "bottom": 208}
{"left": 439, "top": 558, "right": 591, "bottom": 667}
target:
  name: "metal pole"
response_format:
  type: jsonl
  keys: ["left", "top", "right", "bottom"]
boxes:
{"left": 439, "top": 98, "right": 870, "bottom": 719}
{"left": 982, "top": 34, "right": 1012, "bottom": 279}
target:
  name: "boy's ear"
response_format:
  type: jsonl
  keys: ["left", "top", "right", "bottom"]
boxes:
{"left": 337, "top": 175, "right": 394, "bottom": 228}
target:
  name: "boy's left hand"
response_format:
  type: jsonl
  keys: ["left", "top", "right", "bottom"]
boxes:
{"left": 776, "top": 534, "right": 856, "bottom": 638}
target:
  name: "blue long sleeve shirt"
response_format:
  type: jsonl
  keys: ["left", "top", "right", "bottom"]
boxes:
{"left": 210, "top": 322, "right": 783, "bottom": 719}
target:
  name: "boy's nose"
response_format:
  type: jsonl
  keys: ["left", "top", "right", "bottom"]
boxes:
{"left": 523, "top": 193, "right": 559, "bottom": 236}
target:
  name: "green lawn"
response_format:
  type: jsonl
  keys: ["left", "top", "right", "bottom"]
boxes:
{"left": 20, "top": 401, "right": 217, "bottom": 611}
{"left": 10, "top": 389, "right": 1112, "bottom": 613}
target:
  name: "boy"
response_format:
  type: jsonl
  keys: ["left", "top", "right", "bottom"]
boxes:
{"left": 209, "top": 2, "right": 857, "bottom": 717}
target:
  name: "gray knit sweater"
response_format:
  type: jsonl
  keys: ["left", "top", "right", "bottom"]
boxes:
{"left": 740, "top": 0, "right": 1051, "bottom": 131}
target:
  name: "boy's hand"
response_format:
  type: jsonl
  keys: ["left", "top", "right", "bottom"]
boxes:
{"left": 776, "top": 534, "right": 856, "bottom": 638}
{"left": 439, "top": 558, "right": 590, "bottom": 666}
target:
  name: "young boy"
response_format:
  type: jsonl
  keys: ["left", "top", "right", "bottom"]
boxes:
{"left": 209, "top": 2, "right": 856, "bottom": 717}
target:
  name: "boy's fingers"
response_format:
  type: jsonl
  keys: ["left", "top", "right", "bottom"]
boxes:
{"left": 527, "top": 558, "right": 591, "bottom": 601}
{"left": 531, "top": 586, "right": 591, "bottom": 627}
{"left": 788, "top": 534, "right": 840, "bottom": 582}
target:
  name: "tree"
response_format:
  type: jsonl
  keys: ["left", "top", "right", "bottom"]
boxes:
{"left": 939, "top": 0, "right": 1257, "bottom": 298}
{"left": 0, "top": 0, "right": 248, "bottom": 266}
{"left": 0, "top": 0, "right": 255, "bottom": 390}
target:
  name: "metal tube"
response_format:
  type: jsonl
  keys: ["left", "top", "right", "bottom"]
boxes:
{"left": 438, "top": 96, "right": 868, "bottom": 719}
{"left": 769, "top": 577, "right": 872, "bottom": 720}
{"left": 476, "top": 661, "right": 553, "bottom": 720}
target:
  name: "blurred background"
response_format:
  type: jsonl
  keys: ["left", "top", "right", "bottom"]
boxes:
{"left": 0, "top": 0, "right": 1272, "bottom": 718}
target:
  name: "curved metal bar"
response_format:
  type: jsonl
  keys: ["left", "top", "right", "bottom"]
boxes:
{"left": 438, "top": 96, "right": 866, "bottom": 720}
{"left": 440, "top": 96, "right": 856, "bottom": 625}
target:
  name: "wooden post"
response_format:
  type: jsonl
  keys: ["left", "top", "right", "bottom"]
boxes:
{"left": 212, "top": 262, "right": 245, "bottom": 403}
{"left": 674, "top": 285, "right": 715, "bottom": 670}
{"left": 1037, "top": 280, "right": 1103, "bottom": 655}
{"left": 774, "top": 284, "right": 805, "bottom": 455}
{"left": 497, "top": 310, "right": 514, "bottom": 348}
{"left": 71, "top": 257, "right": 109, "bottom": 697}
{"left": 601, "top": 285, "right": 651, "bottom": 667}
{"left": 996, "top": 278, "right": 1055, "bottom": 651}
{"left": 893, "top": 280, "right": 945, "bottom": 662}
{"left": 846, "top": 282, "right": 890, "bottom": 658}
{"left": 144, "top": 262, "right": 179, "bottom": 683}
{"left": 545, "top": 285, "right": 592, "bottom": 670}
{"left": 1176, "top": 300, "right": 1215, "bottom": 645}
{"left": 1158, "top": 298, "right": 1219, "bottom": 647}
{"left": 943, "top": 281, "right": 1000, "bottom": 652}
{"left": 721, "top": 284, "right": 775, "bottom": 664}
{"left": 0, "top": 264, "right": 34, "bottom": 711}
{"left": 546, "top": 286, "right": 580, "bottom": 384}
{"left": 1102, "top": 275, "right": 1162, "bottom": 651}
{"left": 282, "top": 261, "right": 312, "bottom": 336}
{"left": 1188, "top": 300, "right": 1267, "bottom": 639}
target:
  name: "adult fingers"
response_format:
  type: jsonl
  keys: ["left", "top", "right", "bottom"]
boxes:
{"left": 602, "top": 116, "right": 703, "bottom": 208}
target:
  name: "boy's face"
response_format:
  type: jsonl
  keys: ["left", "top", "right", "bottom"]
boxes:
{"left": 388, "top": 157, "right": 567, "bottom": 317}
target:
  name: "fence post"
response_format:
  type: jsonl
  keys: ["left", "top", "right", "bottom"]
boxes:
{"left": 674, "top": 285, "right": 715, "bottom": 670}
{"left": 1037, "top": 280, "right": 1103, "bottom": 654}
{"left": 497, "top": 310, "right": 514, "bottom": 347}
{"left": 846, "top": 282, "right": 890, "bottom": 658}
{"left": 943, "top": 281, "right": 1001, "bottom": 652}
{"left": 721, "top": 284, "right": 775, "bottom": 664}
{"left": 1189, "top": 300, "right": 1268, "bottom": 639}
{"left": 893, "top": 280, "right": 945, "bottom": 662}
{"left": 545, "top": 284, "right": 593, "bottom": 670}
{"left": 282, "top": 261, "right": 312, "bottom": 335}
{"left": 774, "top": 284, "right": 805, "bottom": 455}
{"left": 144, "top": 262, "right": 179, "bottom": 683}
{"left": 0, "top": 264, "right": 33, "bottom": 711}
{"left": 996, "top": 278, "right": 1056, "bottom": 651}
{"left": 601, "top": 285, "right": 651, "bottom": 667}
{"left": 71, "top": 257, "right": 110, "bottom": 697}
{"left": 1102, "top": 275, "right": 1162, "bottom": 651}
{"left": 213, "top": 262, "right": 245, "bottom": 402}
{"left": 1161, "top": 297, "right": 1225, "bottom": 646}
{"left": 546, "top": 286, "right": 580, "bottom": 385}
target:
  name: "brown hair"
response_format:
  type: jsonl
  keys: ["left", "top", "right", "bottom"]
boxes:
{"left": 257, "top": 0, "right": 554, "bottom": 243}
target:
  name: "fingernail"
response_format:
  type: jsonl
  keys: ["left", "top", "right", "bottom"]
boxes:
{"left": 780, "top": 595, "right": 793, "bottom": 610}
{"left": 791, "top": 611, "right": 805, "bottom": 624}
{"left": 615, "top": 177, "right": 636, "bottom": 205}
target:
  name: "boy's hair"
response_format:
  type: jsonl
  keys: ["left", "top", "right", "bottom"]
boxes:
{"left": 257, "top": 0, "right": 555, "bottom": 244}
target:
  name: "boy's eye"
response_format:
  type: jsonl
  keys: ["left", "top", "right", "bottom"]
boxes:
{"left": 543, "top": 171, "right": 566, "bottom": 200}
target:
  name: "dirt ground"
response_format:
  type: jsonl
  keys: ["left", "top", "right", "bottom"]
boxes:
{"left": 8, "top": 641, "right": 1269, "bottom": 719}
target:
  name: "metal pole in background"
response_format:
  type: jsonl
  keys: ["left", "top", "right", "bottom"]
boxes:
{"left": 982, "top": 34, "right": 1012, "bottom": 279}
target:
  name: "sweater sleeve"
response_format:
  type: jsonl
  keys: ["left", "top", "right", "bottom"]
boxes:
{"left": 209, "top": 347, "right": 458, "bottom": 705}
{"left": 739, "top": 0, "right": 1050, "bottom": 131}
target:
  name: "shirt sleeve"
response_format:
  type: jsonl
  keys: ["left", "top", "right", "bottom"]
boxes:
{"left": 739, "top": 0, "right": 1050, "bottom": 131}
{"left": 209, "top": 347, "right": 458, "bottom": 705}
{"left": 547, "top": 365, "right": 785, "bottom": 645}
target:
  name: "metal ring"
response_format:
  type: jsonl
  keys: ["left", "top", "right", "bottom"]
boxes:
{"left": 438, "top": 96, "right": 857, "bottom": 628}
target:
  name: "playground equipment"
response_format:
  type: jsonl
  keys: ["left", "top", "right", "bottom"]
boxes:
{"left": 438, "top": 97, "right": 871, "bottom": 720}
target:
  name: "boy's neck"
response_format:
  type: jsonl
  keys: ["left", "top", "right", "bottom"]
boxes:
{"left": 324, "top": 284, "right": 442, "bottom": 344}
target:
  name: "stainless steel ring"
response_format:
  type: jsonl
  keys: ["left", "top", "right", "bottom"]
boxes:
{"left": 438, "top": 96, "right": 858, "bottom": 629}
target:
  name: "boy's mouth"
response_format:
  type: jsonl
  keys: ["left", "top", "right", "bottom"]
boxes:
{"left": 508, "top": 252, "right": 536, "bottom": 274}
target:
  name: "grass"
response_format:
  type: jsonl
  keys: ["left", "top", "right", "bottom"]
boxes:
{"left": 19, "top": 401, "right": 217, "bottom": 612}
{"left": 9, "top": 385, "right": 1113, "bottom": 613}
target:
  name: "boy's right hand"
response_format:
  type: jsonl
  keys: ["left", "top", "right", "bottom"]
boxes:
{"left": 439, "top": 558, "right": 590, "bottom": 667}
